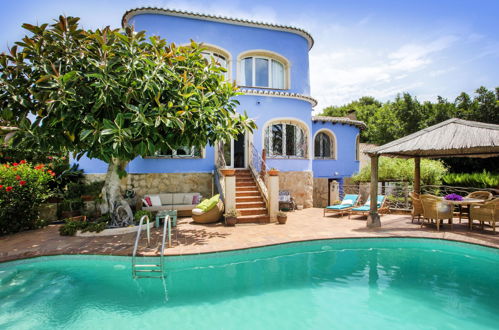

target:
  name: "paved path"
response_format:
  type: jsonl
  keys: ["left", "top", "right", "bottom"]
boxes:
{"left": 1, "top": 208, "right": 498, "bottom": 263}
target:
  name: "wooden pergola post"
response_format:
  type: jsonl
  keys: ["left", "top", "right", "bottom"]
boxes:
{"left": 367, "top": 154, "right": 381, "bottom": 227}
{"left": 414, "top": 156, "right": 421, "bottom": 194}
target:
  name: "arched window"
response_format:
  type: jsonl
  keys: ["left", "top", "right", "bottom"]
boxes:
{"left": 314, "top": 131, "right": 335, "bottom": 159}
{"left": 238, "top": 50, "right": 290, "bottom": 89}
{"left": 264, "top": 121, "right": 307, "bottom": 158}
{"left": 198, "top": 44, "right": 231, "bottom": 80}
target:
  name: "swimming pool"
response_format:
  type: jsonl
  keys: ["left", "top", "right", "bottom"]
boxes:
{"left": 1, "top": 238, "right": 498, "bottom": 329}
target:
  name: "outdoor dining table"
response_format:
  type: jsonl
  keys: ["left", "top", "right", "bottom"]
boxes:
{"left": 439, "top": 197, "right": 485, "bottom": 228}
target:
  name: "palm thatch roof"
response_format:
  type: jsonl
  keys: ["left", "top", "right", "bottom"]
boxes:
{"left": 367, "top": 118, "right": 499, "bottom": 158}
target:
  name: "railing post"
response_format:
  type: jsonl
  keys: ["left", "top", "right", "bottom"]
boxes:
{"left": 367, "top": 154, "right": 381, "bottom": 227}
{"left": 224, "top": 171, "right": 236, "bottom": 211}
{"left": 268, "top": 171, "right": 279, "bottom": 221}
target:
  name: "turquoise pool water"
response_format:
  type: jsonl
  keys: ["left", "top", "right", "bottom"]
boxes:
{"left": 1, "top": 238, "right": 498, "bottom": 329}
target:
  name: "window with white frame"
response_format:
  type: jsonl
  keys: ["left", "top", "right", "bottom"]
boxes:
{"left": 314, "top": 132, "right": 335, "bottom": 159}
{"left": 264, "top": 122, "right": 307, "bottom": 158}
{"left": 241, "top": 56, "right": 285, "bottom": 89}
{"left": 201, "top": 50, "right": 228, "bottom": 79}
{"left": 153, "top": 146, "right": 202, "bottom": 158}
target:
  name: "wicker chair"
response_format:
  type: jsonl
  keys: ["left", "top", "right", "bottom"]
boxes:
{"left": 420, "top": 194, "right": 453, "bottom": 231}
{"left": 192, "top": 200, "right": 224, "bottom": 224}
{"left": 469, "top": 198, "right": 499, "bottom": 233}
{"left": 459, "top": 191, "right": 494, "bottom": 222}
{"left": 409, "top": 192, "right": 423, "bottom": 223}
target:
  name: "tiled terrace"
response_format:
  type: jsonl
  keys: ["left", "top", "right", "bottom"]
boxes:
{"left": 1, "top": 208, "right": 498, "bottom": 263}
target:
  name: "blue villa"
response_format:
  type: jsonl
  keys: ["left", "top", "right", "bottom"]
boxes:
{"left": 75, "top": 8, "right": 365, "bottom": 210}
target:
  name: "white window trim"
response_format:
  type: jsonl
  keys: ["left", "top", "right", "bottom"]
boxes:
{"left": 262, "top": 118, "right": 310, "bottom": 159}
{"left": 313, "top": 129, "right": 337, "bottom": 160}
{"left": 145, "top": 146, "right": 204, "bottom": 159}
{"left": 237, "top": 49, "right": 291, "bottom": 90}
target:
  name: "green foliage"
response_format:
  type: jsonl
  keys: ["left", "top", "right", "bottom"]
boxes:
{"left": 0, "top": 161, "right": 53, "bottom": 235}
{"left": 442, "top": 171, "right": 499, "bottom": 188}
{"left": 134, "top": 210, "right": 153, "bottom": 224}
{"left": 0, "top": 16, "right": 256, "bottom": 164}
{"left": 319, "top": 87, "right": 499, "bottom": 146}
{"left": 351, "top": 158, "right": 448, "bottom": 185}
{"left": 319, "top": 87, "right": 499, "bottom": 172}
{"left": 59, "top": 216, "right": 109, "bottom": 236}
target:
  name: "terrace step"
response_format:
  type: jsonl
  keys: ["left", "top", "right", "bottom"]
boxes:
{"left": 236, "top": 196, "right": 264, "bottom": 203}
{"left": 239, "top": 207, "right": 268, "bottom": 216}
{"left": 237, "top": 186, "right": 259, "bottom": 192}
{"left": 237, "top": 215, "right": 270, "bottom": 224}
{"left": 236, "top": 201, "right": 266, "bottom": 208}
{"left": 236, "top": 191, "right": 261, "bottom": 197}
{"left": 236, "top": 181, "right": 257, "bottom": 185}
{"left": 236, "top": 177, "right": 255, "bottom": 183}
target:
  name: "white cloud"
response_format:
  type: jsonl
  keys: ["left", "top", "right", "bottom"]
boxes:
{"left": 310, "top": 35, "right": 460, "bottom": 109}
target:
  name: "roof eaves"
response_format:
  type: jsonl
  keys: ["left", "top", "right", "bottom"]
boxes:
{"left": 122, "top": 7, "right": 315, "bottom": 50}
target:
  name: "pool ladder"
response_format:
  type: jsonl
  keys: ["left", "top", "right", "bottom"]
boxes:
{"left": 131, "top": 215, "right": 171, "bottom": 279}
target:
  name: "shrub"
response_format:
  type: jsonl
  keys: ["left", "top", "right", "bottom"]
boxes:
{"left": 351, "top": 158, "right": 447, "bottom": 185}
{"left": 442, "top": 170, "right": 499, "bottom": 188}
{"left": 0, "top": 161, "right": 53, "bottom": 235}
{"left": 59, "top": 215, "right": 109, "bottom": 236}
{"left": 134, "top": 210, "right": 153, "bottom": 224}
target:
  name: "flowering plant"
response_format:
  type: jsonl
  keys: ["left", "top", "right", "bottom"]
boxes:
{"left": 444, "top": 193, "right": 463, "bottom": 201}
{"left": 0, "top": 161, "right": 54, "bottom": 235}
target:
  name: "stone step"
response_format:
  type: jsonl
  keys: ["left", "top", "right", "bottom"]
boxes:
{"left": 236, "top": 191, "right": 261, "bottom": 197}
{"left": 235, "top": 171, "right": 251, "bottom": 177}
{"left": 238, "top": 207, "right": 268, "bottom": 216}
{"left": 237, "top": 215, "right": 270, "bottom": 224}
{"left": 236, "top": 181, "right": 257, "bottom": 187}
{"left": 236, "top": 201, "right": 266, "bottom": 209}
{"left": 236, "top": 178, "right": 254, "bottom": 183}
{"left": 236, "top": 196, "right": 264, "bottom": 203}
{"left": 236, "top": 186, "right": 259, "bottom": 192}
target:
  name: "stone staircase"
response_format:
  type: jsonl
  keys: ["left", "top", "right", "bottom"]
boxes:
{"left": 235, "top": 169, "right": 270, "bottom": 224}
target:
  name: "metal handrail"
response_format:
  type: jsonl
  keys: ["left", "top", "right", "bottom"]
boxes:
{"left": 160, "top": 215, "right": 169, "bottom": 272}
{"left": 132, "top": 214, "right": 170, "bottom": 278}
{"left": 132, "top": 215, "right": 150, "bottom": 274}
{"left": 249, "top": 142, "right": 270, "bottom": 207}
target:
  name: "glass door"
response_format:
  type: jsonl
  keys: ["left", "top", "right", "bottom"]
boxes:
{"left": 222, "top": 133, "right": 246, "bottom": 168}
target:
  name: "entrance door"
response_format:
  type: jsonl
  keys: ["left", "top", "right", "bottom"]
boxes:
{"left": 223, "top": 133, "right": 246, "bottom": 168}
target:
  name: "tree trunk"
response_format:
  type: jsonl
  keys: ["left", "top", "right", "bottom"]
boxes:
{"left": 101, "top": 158, "right": 133, "bottom": 227}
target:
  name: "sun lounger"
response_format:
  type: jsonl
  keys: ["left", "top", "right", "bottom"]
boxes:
{"left": 324, "top": 194, "right": 359, "bottom": 217}
{"left": 348, "top": 195, "right": 387, "bottom": 219}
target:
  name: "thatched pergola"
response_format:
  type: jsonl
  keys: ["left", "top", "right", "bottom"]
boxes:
{"left": 365, "top": 118, "right": 499, "bottom": 227}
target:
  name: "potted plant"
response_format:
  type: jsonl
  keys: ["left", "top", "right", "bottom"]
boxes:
{"left": 268, "top": 168, "right": 279, "bottom": 176}
{"left": 277, "top": 211, "right": 288, "bottom": 224}
{"left": 220, "top": 167, "right": 236, "bottom": 176}
{"left": 224, "top": 209, "right": 240, "bottom": 226}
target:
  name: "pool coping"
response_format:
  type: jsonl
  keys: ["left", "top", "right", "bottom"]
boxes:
{"left": 1, "top": 234, "right": 497, "bottom": 265}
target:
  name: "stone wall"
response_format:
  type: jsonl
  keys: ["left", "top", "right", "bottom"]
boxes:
{"left": 313, "top": 178, "right": 328, "bottom": 208}
{"left": 84, "top": 172, "right": 214, "bottom": 200}
{"left": 278, "top": 171, "right": 313, "bottom": 208}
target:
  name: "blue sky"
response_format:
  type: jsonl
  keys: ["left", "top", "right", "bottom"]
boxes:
{"left": 1, "top": 0, "right": 498, "bottom": 110}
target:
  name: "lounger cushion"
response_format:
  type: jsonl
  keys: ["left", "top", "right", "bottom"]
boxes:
{"left": 150, "top": 195, "right": 162, "bottom": 207}
{"left": 192, "top": 208, "right": 204, "bottom": 216}
{"left": 352, "top": 205, "right": 370, "bottom": 211}
{"left": 326, "top": 204, "right": 352, "bottom": 210}
{"left": 197, "top": 194, "right": 220, "bottom": 212}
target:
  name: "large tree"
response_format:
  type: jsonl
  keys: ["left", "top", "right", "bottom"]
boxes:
{"left": 0, "top": 16, "right": 256, "bottom": 224}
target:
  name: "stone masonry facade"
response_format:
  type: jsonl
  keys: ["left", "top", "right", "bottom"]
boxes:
{"left": 278, "top": 171, "right": 313, "bottom": 208}
{"left": 85, "top": 173, "right": 214, "bottom": 201}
